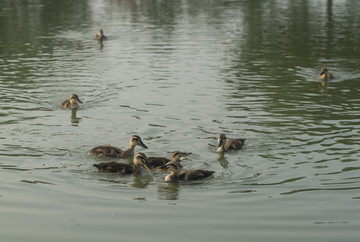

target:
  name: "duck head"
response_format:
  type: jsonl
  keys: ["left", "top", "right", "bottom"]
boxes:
{"left": 217, "top": 133, "right": 227, "bottom": 147}
{"left": 170, "top": 151, "right": 192, "bottom": 162}
{"left": 130, "top": 135, "right": 148, "bottom": 149}
{"left": 320, "top": 66, "right": 329, "bottom": 76}
{"left": 157, "top": 160, "right": 182, "bottom": 173}
{"left": 133, "top": 152, "right": 151, "bottom": 171}
{"left": 70, "top": 94, "right": 83, "bottom": 105}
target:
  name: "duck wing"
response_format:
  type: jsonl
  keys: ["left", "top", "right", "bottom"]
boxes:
{"left": 225, "top": 138, "right": 245, "bottom": 151}
{"left": 89, "top": 145, "right": 124, "bottom": 157}
{"left": 147, "top": 157, "right": 170, "bottom": 168}
{"left": 61, "top": 99, "right": 71, "bottom": 109}
{"left": 93, "top": 162, "right": 133, "bottom": 174}
{"left": 179, "top": 170, "right": 215, "bottom": 181}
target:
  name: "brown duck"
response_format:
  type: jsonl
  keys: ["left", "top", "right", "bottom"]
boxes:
{"left": 95, "top": 29, "right": 106, "bottom": 40}
{"left": 217, "top": 133, "right": 245, "bottom": 152}
{"left": 157, "top": 160, "right": 214, "bottom": 182}
{"left": 319, "top": 67, "right": 334, "bottom": 80}
{"left": 61, "top": 94, "right": 83, "bottom": 109}
{"left": 89, "top": 135, "right": 148, "bottom": 158}
{"left": 93, "top": 152, "right": 151, "bottom": 174}
{"left": 147, "top": 151, "right": 192, "bottom": 169}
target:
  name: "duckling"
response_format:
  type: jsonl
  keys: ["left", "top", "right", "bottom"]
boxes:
{"left": 95, "top": 29, "right": 106, "bottom": 40}
{"left": 93, "top": 152, "right": 151, "bottom": 174}
{"left": 148, "top": 151, "right": 192, "bottom": 169}
{"left": 319, "top": 67, "right": 334, "bottom": 80}
{"left": 217, "top": 133, "right": 245, "bottom": 152}
{"left": 89, "top": 135, "right": 148, "bottom": 158}
{"left": 61, "top": 94, "right": 83, "bottom": 109}
{"left": 157, "top": 160, "right": 215, "bottom": 182}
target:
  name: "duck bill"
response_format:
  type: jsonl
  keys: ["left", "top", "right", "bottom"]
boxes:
{"left": 138, "top": 140, "right": 148, "bottom": 149}
{"left": 320, "top": 71, "right": 325, "bottom": 76}
{"left": 180, "top": 152, "right": 192, "bottom": 160}
{"left": 76, "top": 97, "right": 83, "bottom": 103}
{"left": 143, "top": 163, "right": 151, "bottom": 171}
{"left": 156, "top": 165, "right": 168, "bottom": 171}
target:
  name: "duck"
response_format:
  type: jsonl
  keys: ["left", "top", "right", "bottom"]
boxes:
{"left": 61, "top": 94, "right": 83, "bottom": 109}
{"left": 147, "top": 151, "right": 192, "bottom": 169}
{"left": 217, "top": 133, "right": 245, "bottom": 152}
{"left": 95, "top": 29, "right": 106, "bottom": 40}
{"left": 93, "top": 152, "right": 151, "bottom": 174}
{"left": 319, "top": 67, "right": 334, "bottom": 80}
{"left": 89, "top": 135, "right": 148, "bottom": 158}
{"left": 157, "top": 160, "right": 215, "bottom": 182}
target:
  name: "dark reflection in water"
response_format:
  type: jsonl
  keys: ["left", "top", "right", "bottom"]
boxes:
{"left": 157, "top": 182, "right": 180, "bottom": 200}
{"left": 216, "top": 152, "right": 229, "bottom": 169}
{"left": 97, "top": 39, "right": 104, "bottom": 50}
{"left": 70, "top": 109, "right": 81, "bottom": 125}
{"left": 131, "top": 173, "right": 152, "bottom": 188}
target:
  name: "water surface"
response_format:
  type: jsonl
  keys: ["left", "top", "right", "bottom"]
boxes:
{"left": 1, "top": 0, "right": 360, "bottom": 241}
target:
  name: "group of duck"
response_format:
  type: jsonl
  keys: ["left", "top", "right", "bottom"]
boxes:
{"left": 59, "top": 30, "right": 334, "bottom": 182}
{"left": 62, "top": 95, "right": 244, "bottom": 182}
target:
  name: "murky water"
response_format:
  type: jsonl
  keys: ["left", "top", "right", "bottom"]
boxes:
{"left": 1, "top": 0, "right": 360, "bottom": 241}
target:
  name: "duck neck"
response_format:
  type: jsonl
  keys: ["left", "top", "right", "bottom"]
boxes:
{"left": 165, "top": 172, "right": 176, "bottom": 182}
{"left": 216, "top": 145, "right": 225, "bottom": 152}
{"left": 70, "top": 100, "right": 79, "bottom": 108}
{"left": 133, "top": 163, "right": 140, "bottom": 174}
{"left": 123, "top": 145, "right": 135, "bottom": 157}
{"left": 217, "top": 138, "right": 227, "bottom": 152}
{"left": 165, "top": 171, "right": 180, "bottom": 182}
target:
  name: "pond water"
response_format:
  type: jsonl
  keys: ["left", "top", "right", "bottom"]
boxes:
{"left": 1, "top": 0, "right": 360, "bottom": 241}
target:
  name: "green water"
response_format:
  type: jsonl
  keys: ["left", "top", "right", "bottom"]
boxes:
{"left": 1, "top": 0, "right": 360, "bottom": 241}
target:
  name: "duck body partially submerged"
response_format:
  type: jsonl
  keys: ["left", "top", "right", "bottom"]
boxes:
{"left": 89, "top": 135, "right": 148, "bottom": 158}
{"left": 216, "top": 133, "right": 245, "bottom": 152}
{"left": 147, "top": 151, "right": 192, "bottom": 169}
{"left": 93, "top": 153, "right": 151, "bottom": 174}
{"left": 61, "top": 94, "right": 83, "bottom": 109}
{"left": 319, "top": 67, "right": 334, "bottom": 80}
{"left": 95, "top": 29, "right": 107, "bottom": 40}
{"left": 157, "top": 159, "right": 214, "bottom": 182}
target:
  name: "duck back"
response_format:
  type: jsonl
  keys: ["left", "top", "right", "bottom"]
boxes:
{"left": 93, "top": 162, "right": 133, "bottom": 174}
{"left": 224, "top": 138, "right": 245, "bottom": 151}
{"left": 179, "top": 169, "right": 215, "bottom": 181}
{"left": 147, "top": 157, "right": 170, "bottom": 168}
{"left": 90, "top": 145, "right": 124, "bottom": 157}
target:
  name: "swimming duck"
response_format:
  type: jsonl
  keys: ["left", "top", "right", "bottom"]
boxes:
{"left": 217, "top": 133, "right": 245, "bottom": 152}
{"left": 157, "top": 160, "right": 215, "bottom": 182}
{"left": 93, "top": 152, "right": 151, "bottom": 174}
{"left": 147, "top": 151, "right": 192, "bottom": 169}
{"left": 319, "top": 67, "right": 334, "bottom": 80}
{"left": 61, "top": 94, "right": 83, "bottom": 109}
{"left": 95, "top": 29, "right": 106, "bottom": 40}
{"left": 89, "top": 135, "right": 148, "bottom": 158}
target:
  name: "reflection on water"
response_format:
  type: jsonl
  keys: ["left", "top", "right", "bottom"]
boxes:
{"left": 0, "top": 0, "right": 360, "bottom": 241}
{"left": 131, "top": 173, "right": 152, "bottom": 188}
{"left": 216, "top": 152, "right": 229, "bottom": 169}
{"left": 319, "top": 79, "right": 328, "bottom": 92}
{"left": 157, "top": 182, "right": 180, "bottom": 201}
{"left": 97, "top": 39, "right": 104, "bottom": 50}
{"left": 70, "top": 109, "right": 81, "bottom": 125}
